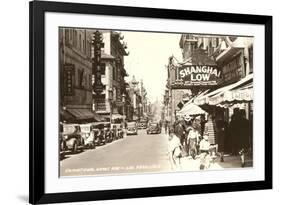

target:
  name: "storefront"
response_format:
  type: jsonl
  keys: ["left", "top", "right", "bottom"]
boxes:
{"left": 60, "top": 108, "right": 105, "bottom": 124}
{"left": 194, "top": 74, "right": 253, "bottom": 153}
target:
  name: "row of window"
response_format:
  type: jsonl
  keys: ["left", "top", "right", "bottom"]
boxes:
{"left": 64, "top": 28, "right": 92, "bottom": 58}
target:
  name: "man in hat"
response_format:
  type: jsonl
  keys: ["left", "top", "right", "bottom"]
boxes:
{"left": 174, "top": 116, "right": 186, "bottom": 145}
{"left": 183, "top": 115, "right": 193, "bottom": 156}
{"left": 187, "top": 117, "right": 200, "bottom": 159}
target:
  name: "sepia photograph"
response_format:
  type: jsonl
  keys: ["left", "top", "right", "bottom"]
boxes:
{"left": 59, "top": 28, "right": 254, "bottom": 177}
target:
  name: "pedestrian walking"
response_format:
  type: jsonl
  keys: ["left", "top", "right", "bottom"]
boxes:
{"left": 199, "top": 134, "right": 211, "bottom": 170}
{"left": 183, "top": 115, "right": 193, "bottom": 156}
{"left": 187, "top": 120, "right": 200, "bottom": 159}
{"left": 168, "top": 127, "right": 183, "bottom": 170}
{"left": 237, "top": 109, "right": 250, "bottom": 167}
{"left": 164, "top": 120, "right": 168, "bottom": 134}
{"left": 174, "top": 117, "right": 188, "bottom": 156}
{"left": 216, "top": 116, "right": 226, "bottom": 162}
{"left": 228, "top": 108, "right": 240, "bottom": 155}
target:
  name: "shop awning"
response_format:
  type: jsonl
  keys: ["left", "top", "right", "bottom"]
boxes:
{"left": 178, "top": 103, "right": 207, "bottom": 116}
{"left": 132, "top": 115, "right": 138, "bottom": 121}
{"left": 111, "top": 113, "right": 125, "bottom": 120}
{"left": 195, "top": 74, "right": 253, "bottom": 106}
{"left": 67, "top": 109, "right": 105, "bottom": 122}
{"left": 216, "top": 82, "right": 253, "bottom": 105}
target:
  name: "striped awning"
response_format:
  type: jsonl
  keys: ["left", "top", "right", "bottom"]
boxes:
{"left": 67, "top": 109, "right": 104, "bottom": 121}
{"left": 195, "top": 74, "right": 253, "bottom": 106}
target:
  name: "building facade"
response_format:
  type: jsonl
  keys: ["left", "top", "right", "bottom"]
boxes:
{"left": 164, "top": 33, "right": 253, "bottom": 152}
{"left": 59, "top": 28, "right": 95, "bottom": 123}
{"left": 89, "top": 30, "right": 129, "bottom": 121}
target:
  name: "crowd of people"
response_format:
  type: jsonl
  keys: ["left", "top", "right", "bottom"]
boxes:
{"left": 166, "top": 107, "right": 251, "bottom": 170}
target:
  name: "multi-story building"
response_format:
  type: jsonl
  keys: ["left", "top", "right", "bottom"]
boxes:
{"left": 165, "top": 34, "right": 219, "bottom": 124}
{"left": 165, "top": 33, "right": 253, "bottom": 151}
{"left": 128, "top": 76, "right": 142, "bottom": 121}
{"left": 165, "top": 34, "right": 252, "bottom": 118}
{"left": 139, "top": 79, "right": 149, "bottom": 119}
{"left": 59, "top": 28, "right": 100, "bottom": 123}
{"left": 89, "top": 30, "right": 129, "bottom": 121}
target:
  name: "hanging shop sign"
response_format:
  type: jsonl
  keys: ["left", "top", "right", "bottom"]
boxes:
{"left": 63, "top": 64, "right": 74, "bottom": 96}
{"left": 93, "top": 30, "right": 105, "bottom": 95}
{"left": 175, "top": 65, "right": 221, "bottom": 87}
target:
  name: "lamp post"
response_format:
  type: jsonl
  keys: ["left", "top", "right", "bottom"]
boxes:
{"left": 108, "top": 88, "right": 113, "bottom": 125}
{"left": 122, "top": 93, "right": 126, "bottom": 137}
{"left": 122, "top": 93, "right": 126, "bottom": 124}
{"left": 139, "top": 103, "right": 142, "bottom": 121}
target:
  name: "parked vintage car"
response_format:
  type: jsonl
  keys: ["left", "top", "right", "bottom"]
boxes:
{"left": 62, "top": 124, "right": 85, "bottom": 154}
{"left": 59, "top": 133, "right": 66, "bottom": 158}
{"left": 103, "top": 122, "right": 113, "bottom": 143}
{"left": 79, "top": 123, "right": 95, "bottom": 149}
{"left": 138, "top": 119, "right": 148, "bottom": 129}
{"left": 126, "top": 121, "right": 138, "bottom": 135}
{"left": 147, "top": 122, "right": 161, "bottom": 134}
{"left": 59, "top": 123, "right": 66, "bottom": 158}
{"left": 93, "top": 123, "right": 106, "bottom": 146}
{"left": 111, "top": 118, "right": 124, "bottom": 140}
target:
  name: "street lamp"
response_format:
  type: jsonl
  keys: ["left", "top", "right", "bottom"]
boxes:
{"left": 122, "top": 93, "right": 126, "bottom": 122}
{"left": 108, "top": 88, "right": 113, "bottom": 125}
{"left": 139, "top": 103, "right": 142, "bottom": 120}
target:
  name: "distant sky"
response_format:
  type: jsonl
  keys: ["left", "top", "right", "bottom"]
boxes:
{"left": 123, "top": 31, "right": 182, "bottom": 103}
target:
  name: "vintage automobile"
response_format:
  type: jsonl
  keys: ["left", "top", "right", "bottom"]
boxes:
{"left": 59, "top": 133, "right": 66, "bottom": 159}
{"left": 103, "top": 122, "right": 113, "bottom": 143}
{"left": 147, "top": 122, "right": 161, "bottom": 134}
{"left": 111, "top": 125, "right": 125, "bottom": 139}
{"left": 126, "top": 121, "right": 138, "bottom": 135}
{"left": 138, "top": 119, "right": 148, "bottom": 129}
{"left": 79, "top": 123, "right": 95, "bottom": 149}
{"left": 62, "top": 124, "right": 85, "bottom": 154}
{"left": 59, "top": 123, "right": 66, "bottom": 158}
{"left": 111, "top": 118, "right": 124, "bottom": 140}
{"left": 93, "top": 123, "right": 106, "bottom": 146}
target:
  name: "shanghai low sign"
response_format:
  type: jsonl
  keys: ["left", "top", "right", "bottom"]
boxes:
{"left": 176, "top": 65, "right": 221, "bottom": 86}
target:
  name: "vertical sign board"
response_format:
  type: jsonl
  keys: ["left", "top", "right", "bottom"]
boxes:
{"left": 93, "top": 31, "right": 105, "bottom": 95}
{"left": 63, "top": 64, "right": 74, "bottom": 96}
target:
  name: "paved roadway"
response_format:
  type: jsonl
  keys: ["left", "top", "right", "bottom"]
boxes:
{"left": 60, "top": 129, "right": 172, "bottom": 176}
{"left": 60, "top": 129, "right": 250, "bottom": 177}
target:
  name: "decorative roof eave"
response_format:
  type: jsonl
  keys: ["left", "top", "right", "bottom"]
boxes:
{"left": 215, "top": 46, "right": 243, "bottom": 63}
{"left": 101, "top": 53, "right": 115, "bottom": 60}
{"left": 179, "top": 49, "right": 217, "bottom": 66}
{"left": 120, "top": 67, "right": 129, "bottom": 77}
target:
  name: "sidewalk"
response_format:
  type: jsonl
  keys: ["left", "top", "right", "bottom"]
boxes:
{"left": 173, "top": 154, "right": 253, "bottom": 171}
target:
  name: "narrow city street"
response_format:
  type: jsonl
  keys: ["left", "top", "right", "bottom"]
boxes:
{"left": 59, "top": 29, "right": 254, "bottom": 178}
{"left": 60, "top": 127, "right": 251, "bottom": 177}
{"left": 60, "top": 129, "right": 171, "bottom": 176}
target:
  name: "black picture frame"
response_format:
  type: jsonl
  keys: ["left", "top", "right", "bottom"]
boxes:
{"left": 29, "top": 1, "right": 272, "bottom": 204}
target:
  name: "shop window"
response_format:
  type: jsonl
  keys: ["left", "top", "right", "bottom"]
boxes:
{"left": 73, "top": 30, "right": 77, "bottom": 47}
{"left": 65, "top": 29, "right": 69, "bottom": 45}
{"left": 112, "top": 66, "right": 116, "bottom": 80}
{"left": 101, "top": 64, "right": 105, "bottom": 75}
{"left": 78, "top": 69, "right": 85, "bottom": 88}
{"left": 249, "top": 46, "right": 253, "bottom": 73}
{"left": 70, "top": 29, "right": 73, "bottom": 42}
{"left": 79, "top": 34, "right": 82, "bottom": 50}
{"left": 89, "top": 74, "right": 92, "bottom": 87}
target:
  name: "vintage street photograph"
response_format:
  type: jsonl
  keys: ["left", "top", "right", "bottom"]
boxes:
{"left": 59, "top": 28, "right": 253, "bottom": 177}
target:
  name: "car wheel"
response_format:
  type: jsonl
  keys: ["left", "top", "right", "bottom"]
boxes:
{"left": 60, "top": 152, "right": 65, "bottom": 159}
{"left": 72, "top": 142, "right": 78, "bottom": 154}
{"left": 80, "top": 143, "right": 84, "bottom": 152}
